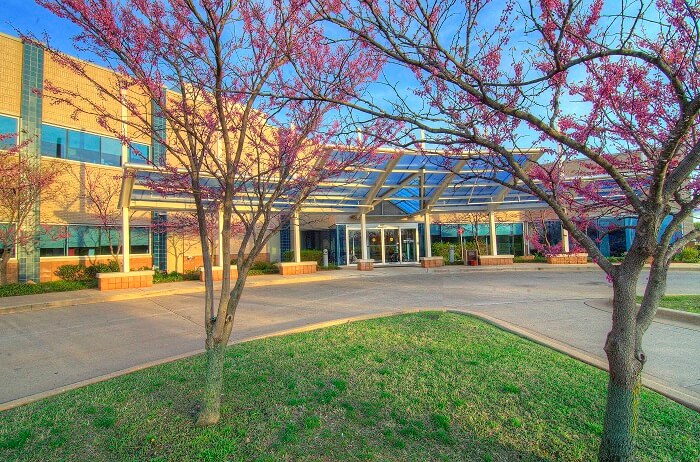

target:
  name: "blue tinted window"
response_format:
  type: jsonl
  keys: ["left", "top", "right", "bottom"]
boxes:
{"left": 0, "top": 115, "right": 18, "bottom": 149}
{"left": 41, "top": 124, "right": 67, "bottom": 158}
{"left": 129, "top": 143, "right": 150, "bottom": 164}
{"left": 40, "top": 225, "right": 67, "bottom": 257}
{"left": 101, "top": 137, "right": 122, "bottom": 167}
{"left": 67, "top": 130, "right": 101, "bottom": 163}
{"left": 130, "top": 226, "right": 150, "bottom": 254}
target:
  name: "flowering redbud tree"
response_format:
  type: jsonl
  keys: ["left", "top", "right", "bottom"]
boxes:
{"left": 312, "top": 0, "right": 699, "bottom": 459}
{"left": 35, "top": 0, "right": 389, "bottom": 425}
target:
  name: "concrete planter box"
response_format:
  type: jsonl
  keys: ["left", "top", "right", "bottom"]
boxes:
{"left": 546, "top": 253, "right": 589, "bottom": 264}
{"left": 420, "top": 256, "right": 444, "bottom": 268}
{"left": 199, "top": 265, "right": 238, "bottom": 282}
{"left": 478, "top": 255, "right": 514, "bottom": 265}
{"left": 96, "top": 270, "right": 154, "bottom": 291}
{"left": 356, "top": 259, "right": 374, "bottom": 271}
{"left": 276, "top": 261, "right": 317, "bottom": 276}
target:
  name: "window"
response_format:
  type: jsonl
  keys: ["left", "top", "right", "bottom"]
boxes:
{"left": 100, "top": 137, "right": 122, "bottom": 167}
{"left": 128, "top": 143, "right": 150, "bottom": 164}
{"left": 0, "top": 115, "right": 18, "bottom": 149}
{"left": 66, "top": 225, "right": 150, "bottom": 256}
{"left": 130, "top": 227, "right": 150, "bottom": 254}
{"left": 40, "top": 225, "right": 67, "bottom": 257}
{"left": 67, "top": 131, "right": 101, "bottom": 164}
{"left": 0, "top": 223, "right": 16, "bottom": 259}
{"left": 41, "top": 124, "right": 67, "bottom": 158}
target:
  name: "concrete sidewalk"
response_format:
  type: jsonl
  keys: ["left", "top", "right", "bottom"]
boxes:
{"left": 1, "top": 267, "right": 698, "bottom": 412}
{"left": 0, "top": 268, "right": 367, "bottom": 314}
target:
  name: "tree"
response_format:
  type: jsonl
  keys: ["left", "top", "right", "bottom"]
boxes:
{"left": 310, "top": 0, "right": 699, "bottom": 459}
{"left": 0, "top": 136, "right": 62, "bottom": 285}
{"left": 35, "top": 0, "right": 388, "bottom": 426}
{"left": 71, "top": 166, "right": 129, "bottom": 269}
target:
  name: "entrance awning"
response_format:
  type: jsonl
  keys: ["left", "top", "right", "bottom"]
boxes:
{"left": 119, "top": 147, "right": 547, "bottom": 214}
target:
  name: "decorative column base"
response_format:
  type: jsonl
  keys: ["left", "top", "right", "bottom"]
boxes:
{"left": 276, "top": 261, "right": 318, "bottom": 276}
{"left": 478, "top": 255, "right": 514, "bottom": 265}
{"left": 419, "top": 256, "right": 444, "bottom": 268}
{"left": 546, "top": 253, "right": 589, "bottom": 264}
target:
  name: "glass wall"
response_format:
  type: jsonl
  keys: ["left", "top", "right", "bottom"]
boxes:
{"left": 40, "top": 124, "right": 152, "bottom": 167}
{"left": 38, "top": 224, "right": 150, "bottom": 257}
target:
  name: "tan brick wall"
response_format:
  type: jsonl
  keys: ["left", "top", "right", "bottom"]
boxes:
{"left": 0, "top": 34, "right": 22, "bottom": 117}
{"left": 40, "top": 158, "right": 150, "bottom": 226}
{"left": 43, "top": 55, "right": 122, "bottom": 136}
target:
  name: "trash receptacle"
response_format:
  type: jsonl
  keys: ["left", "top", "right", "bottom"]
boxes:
{"left": 466, "top": 250, "right": 478, "bottom": 266}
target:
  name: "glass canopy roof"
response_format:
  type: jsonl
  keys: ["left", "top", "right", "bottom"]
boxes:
{"left": 120, "top": 148, "right": 547, "bottom": 215}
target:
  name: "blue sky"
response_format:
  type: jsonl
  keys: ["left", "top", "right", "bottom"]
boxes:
{"left": 0, "top": 1, "right": 83, "bottom": 54}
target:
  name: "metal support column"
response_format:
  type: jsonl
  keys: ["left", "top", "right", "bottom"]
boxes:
{"left": 293, "top": 211, "right": 301, "bottom": 263}
{"left": 424, "top": 211, "right": 432, "bottom": 257}
{"left": 489, "top": 211, "right": 497, "bottom": 256}
{"left": 360, "top": 213, "right": 368, "bottom": 260}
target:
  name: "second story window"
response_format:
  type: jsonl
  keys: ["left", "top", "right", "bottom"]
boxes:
{"left": 0, "top": 115, "right": 18, "bottom": 149}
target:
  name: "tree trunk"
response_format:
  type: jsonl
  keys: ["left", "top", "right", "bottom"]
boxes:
{"left": 0, "top": 252, "right": 10, "bottom": 285}
{"left": 196, "top": 314, "right": 234, "bottom": 427}
{"left": 195, "top": 336, "right": 228, "bottom": 427}
{"left": 0, "top": 261, "right": 7, "bottom": 285}
{"left": 598, "top": 269, "right": 645, "bottom": 461}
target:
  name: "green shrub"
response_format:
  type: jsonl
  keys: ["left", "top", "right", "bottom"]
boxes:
{"left": 183, "top": 270, "right": 200, "bottom": 280}
{"left": 54, "top": 264, "right": 87, "bottom": 282}
{"left": 55, "top": 261, "right": 120, "bottom": 283}
{"left": 84, "top": 261, "right": 120, "bottom": 280}
{"left": 247, "top": 261, "right": 279, "bottom": 275}
{"left": 675, "top": 246, "right": 699, "bottom": 263}
{"left": 0, "top": 280, "right": 89, "bottom": 297}
{"left": 153, "top": 270, "right": 201, "bottom": 283}
{"left": 283, "top": 249, "right": 324, "bottom": 264}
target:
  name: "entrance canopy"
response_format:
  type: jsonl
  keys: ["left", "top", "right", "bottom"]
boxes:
{"left": 119, "top": 147, "right": 546, "bottom": 215}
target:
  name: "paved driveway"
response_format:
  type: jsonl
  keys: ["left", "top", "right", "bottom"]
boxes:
{"left": 1, "top": 267, "right": 698, "bottom": 407}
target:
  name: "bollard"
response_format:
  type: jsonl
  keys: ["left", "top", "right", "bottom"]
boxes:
{"left": 449, "top": 245, "right": 455, "bottom": 263}
{"left": 323, "top": 248, "right": 329, "bottom": 267}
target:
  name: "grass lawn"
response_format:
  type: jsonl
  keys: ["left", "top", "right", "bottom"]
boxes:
{"left": 638, "top": 294, "right": 700, "bottom": 314}
{"left": 1, "top": 313, "right": 698, "bottom": 461}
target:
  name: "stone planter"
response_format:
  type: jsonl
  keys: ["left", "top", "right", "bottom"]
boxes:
{"left": 478, "top": 255, "right": 514, "bottom": 265}
{"left": 546, "top": 253, "right": 589, "bottom": 264}
{"left": 96, "top": 270, "right": 154, "bottom": 291}
{"left": 276, "top": 261, "right": 318, "bottom": 276}
{"left": 356, "top": 259, "right": 374, "bottom": 271}
{"left": 419, "top": 256, "right": 444, "bottom": 268}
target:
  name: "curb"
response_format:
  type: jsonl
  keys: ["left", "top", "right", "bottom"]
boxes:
{"left": 454, "top": 309, "right": 700, "bottom": 413}
{"left": 432, "top": 264, "right": 700, "bottom": 273}
{"left": 2, "top": 307, "right": 698, "bottom": 415}
{"left": 583, "top": 298, "right": 700, "bottom": 328}
{"left": 656, "top": 307, "right": 700, "bottom": 326}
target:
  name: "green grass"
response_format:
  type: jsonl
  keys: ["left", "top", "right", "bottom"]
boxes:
{"left": 639, "top": 294, "right": 700, "bottom": 314}
{"left": 1, "top": 313, "right": 698, "bottom": 461}
{"left": 0, "top": 280, "right": 91, "bottom": 297}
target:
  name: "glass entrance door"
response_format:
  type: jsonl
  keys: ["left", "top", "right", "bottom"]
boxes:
{"left": 400, "top": 228, "right": 417, "bottom": 262}
{"left": 383, "top": 228, "right": 400, "bottom": 263}
{"left": 367, "top": 229, "right": 382, "bottom": 261}
{"left": 345, "top": 225, "right": 419, "bottom": 265}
